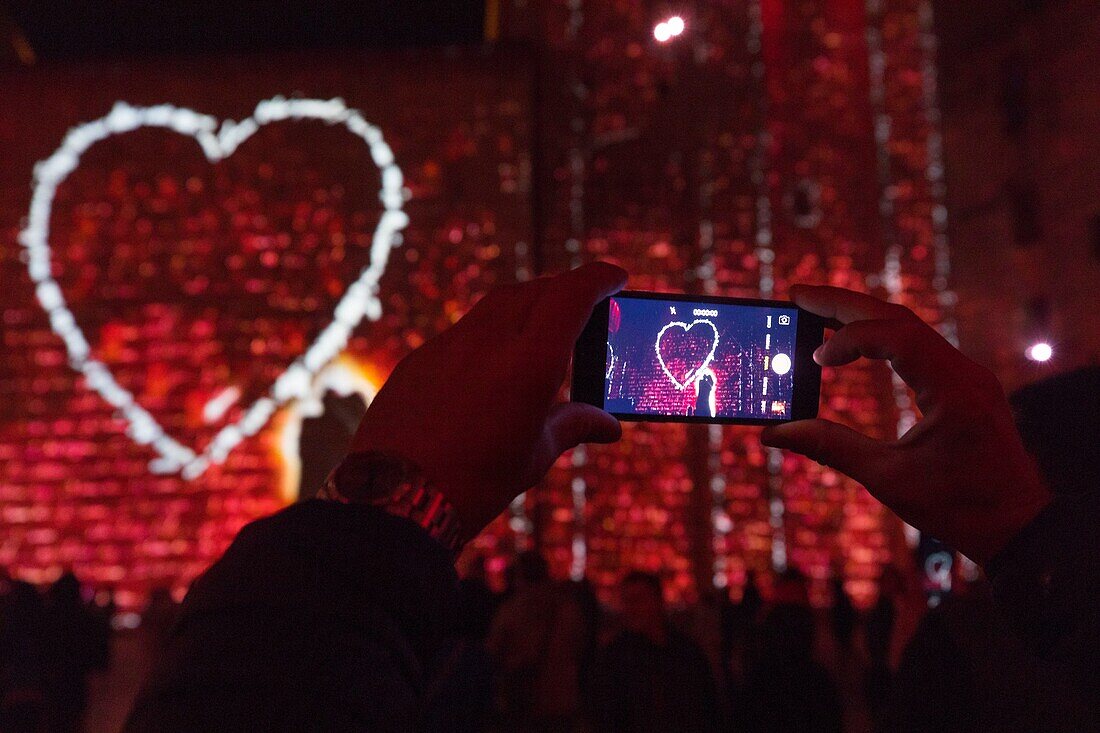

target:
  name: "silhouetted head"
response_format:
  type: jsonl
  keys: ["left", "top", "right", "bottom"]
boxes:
{"left": 7, "top": 581, "right": 44, "bottom": 624}
{"left": 1011, "top": 366, "right": 1100, "bottom": 496}
{"left": 620, "top": 570, "right": 665, "bottom": 637}
{"left": 512, "top": 550, "right": 549, "bottom": 589}
{"left": 321, "top": 391, "right": 368, "bottom": 422}
{"left": 147, "top": 587, "right": 176, "bottom": 612}
{"left": 49, "top": 571, "right": 83, "bottom": 608}
{"left": 830, "top": 575, "right": 849, "bottom": 599}
{"left": 760, "top": 603, "right": 815, "bottom": 662}
{"left": 771, "top": 567, "right": 810, "bottom": 606}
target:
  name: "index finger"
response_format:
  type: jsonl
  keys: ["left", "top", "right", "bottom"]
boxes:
{"left": 524, "top": 262, "right": 628, "bottom": 353}
{"left": 814, "top": 318, "right": 964, "bottom": 409}
{"left": 789, "top": 285, "right": 909, "bottom": 326}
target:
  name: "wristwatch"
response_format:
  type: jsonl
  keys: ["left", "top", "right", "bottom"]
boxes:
{"left": 318, "top": 451, "right": 465, "bottom": 555}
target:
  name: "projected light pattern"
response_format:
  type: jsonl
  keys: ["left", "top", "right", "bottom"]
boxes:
{"left": 653, "top": 319, "right": 719, "bottom": 391}
{"left": 19, "top": 98, "right": 408, "bottom": 479}
{"left": 0, "top": 2, "right": 952, "bottom": 610}
{"left": 0, "top": 53, "right": 531, "bottom": 606}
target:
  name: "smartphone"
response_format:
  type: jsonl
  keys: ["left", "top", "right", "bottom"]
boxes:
{"left": 572, "top": 290, "right": 827, "bottom": 425}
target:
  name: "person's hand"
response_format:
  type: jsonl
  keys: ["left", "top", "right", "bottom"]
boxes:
{"left": 761, "top": 286, "right": 1051, "bottom": 565}
{"left": 350, "top": 263, "right": 627, "bottom": 540}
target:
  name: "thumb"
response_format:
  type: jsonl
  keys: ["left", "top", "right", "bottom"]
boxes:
{"left": 761, "top": 419, "right": 889, "bottom": 488}
{"left": 545, "top": 402, "right": 623, "bottom": 455}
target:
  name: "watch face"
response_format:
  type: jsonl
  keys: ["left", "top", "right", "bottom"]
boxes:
{"left": 332, "top": 452, "right": 418, "bottom": 503}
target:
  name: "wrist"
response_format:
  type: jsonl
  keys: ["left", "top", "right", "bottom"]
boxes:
{"left": 973, "top": 483, "right": 1052, "bottom": 567}
{"left": 321, "top": 451, "right": 466, "bottom": 556}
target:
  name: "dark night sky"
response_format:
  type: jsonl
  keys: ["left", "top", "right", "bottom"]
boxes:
{"left": 6, "top": 0, "right": 485, "bottom": 61}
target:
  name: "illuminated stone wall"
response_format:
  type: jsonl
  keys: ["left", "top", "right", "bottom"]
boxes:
{"left": 0, "top": 52, "right": 532, "bottom": 607}
{"left": 499, "top": 0, "right": 948, "bottom": 607}
{"left": 0, "top": 0, "right": 952, "bottom": 610}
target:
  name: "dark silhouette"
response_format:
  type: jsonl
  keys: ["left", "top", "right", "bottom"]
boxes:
{"left": 456, "top": 557, "right": 498, "bottom": 641}
{"left": 720, "top": 574, "right": 764, "bottom": 711}
{"left": 829, "top": 575, "right": 857, "bottom": 652}
{"left": 1010, "top": 365, "right": 1099, "bottom": 496}
{"left": 141, "top": 587, "right": 180, "bottom": 651}
{"left": 122, "top": 274, "right": 1100, "bottom": 730}
{"left": 591, "top": 571, "right": 720, "bottom": 733}
{"left": 878, "top": 579, "right": 1072, "bottom": 733}
{"left": 694, "top": 372, "right": 715, "bottom": 417}
{"left": 737, "top": 569, "right": 842, "bottom": 733}
{"left": 0, "top": 581, "right": 49, "bottom": 733}
{"left": 879, "top": 368, "right": 1100, "bottom": 732}
{"left": 864, "top": 565, "right": 901, "bottom": 720}
{"left": 570, "top": 576, "right": 604, "bottom": 725}
{"left": 739, "top": 570, "right": 764, "bottom": 621}
{"left": 297, "top": 391, "right": 368, "bottom": 500}
{"left": 43, "top": 572, "right": 108, "bottom": 733}
{"left": 486, "top": 551, "right": 585, "bottom": 731}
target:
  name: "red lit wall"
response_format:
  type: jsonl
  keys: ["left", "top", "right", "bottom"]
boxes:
{"left": 0, "top": 0, "right": 954, "bottom": 610}
{"left": 0, "top": 52, "right": 532, "bottom": 607}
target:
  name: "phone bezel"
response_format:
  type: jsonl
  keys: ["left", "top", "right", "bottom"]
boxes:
{"left": 571, "top": 290, "right": 825, "bottom": 425}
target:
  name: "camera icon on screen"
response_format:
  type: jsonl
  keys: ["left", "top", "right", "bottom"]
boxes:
{"left": 778, "top": 314, "right": 791, "bottom": 326}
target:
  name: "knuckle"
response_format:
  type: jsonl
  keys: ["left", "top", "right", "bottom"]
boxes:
{"left": 939, "top": 368, "right": 1004, "bottom": 426}
{"left": 893, "top": 313, "right": 925, "bottom": 337}
{"left": 882, "top": 302, "right": 916, "bottom": 321}
{"left": 890, "top": 316, "right": 931, "bottom": 352}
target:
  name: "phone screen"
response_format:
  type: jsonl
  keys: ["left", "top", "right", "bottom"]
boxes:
{"left": 603, "top": 293, "right": 801, "bottom": 421}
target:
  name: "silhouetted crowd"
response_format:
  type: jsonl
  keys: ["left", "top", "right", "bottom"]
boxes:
{"left": 3, "top": 256, "right": 1095, "bottom": 733}
{"left": 0, "top": 557, "right": 960, "bottom": 733}
{"left": 3, "top": 542, "right": 1081, "bottom": 733}
{"left": 447, "top": 550, "right": 916, "bottom": 733}
{"left": 0, "top": 572, "right": 111, "bottom": 733}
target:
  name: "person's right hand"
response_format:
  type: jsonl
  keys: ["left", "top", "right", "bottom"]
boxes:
{"left": 761, "top": 286, "right": 1051, "bottom": 566}
{"left": 350, "top": 263, "right": 627, "bottom": 543}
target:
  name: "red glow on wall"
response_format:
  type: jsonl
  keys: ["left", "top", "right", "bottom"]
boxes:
{"left": 0, "top": 0, "right": 949, "bottom": 612}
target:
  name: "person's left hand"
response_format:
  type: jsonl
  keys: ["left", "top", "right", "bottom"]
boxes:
{"left": 760, "top": 285, "right": 1050, "bottom": 565}
{"left": 350, "top": 263, "right": 628, "bottom": 540}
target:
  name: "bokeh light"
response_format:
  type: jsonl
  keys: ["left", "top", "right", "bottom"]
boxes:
{"left": 1026, "top": 342, "right": 1053, "bottom": 362}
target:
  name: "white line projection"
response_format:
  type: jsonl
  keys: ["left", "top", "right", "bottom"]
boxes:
{"left": 654, "top": 319, "right": 719, "bottom": 390}
{"left": 18, "top": 97, "right": 409, "bottom": 479}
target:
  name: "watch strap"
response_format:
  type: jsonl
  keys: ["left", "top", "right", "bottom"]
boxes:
{"left": 319, "top": 452, "right": 464, "bottom": 556}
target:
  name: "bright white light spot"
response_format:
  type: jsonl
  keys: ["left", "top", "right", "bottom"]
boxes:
{"left": 112, "top": 612, "right": 141, "bottom": 631}
{"left": 653, "top": 22, "right": 672, "bottom": 42}
{"left": 1026, "top": 342, "right": 1053, "bottom": 362}
{"left": 203, "top": 385, "right": 241, "bottom": 424}
{"left": 666, "top": 16, "right": 685, "bottom": 35}
{"left": 772, "top": 353, "right": 792, "bottom": 375}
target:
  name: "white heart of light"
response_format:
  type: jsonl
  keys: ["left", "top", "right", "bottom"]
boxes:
{"left": 654, "top": 319, "right": 719, "bottom": 390}
{"left": 18, "top": 97, "right": 409, "bottom": 479}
